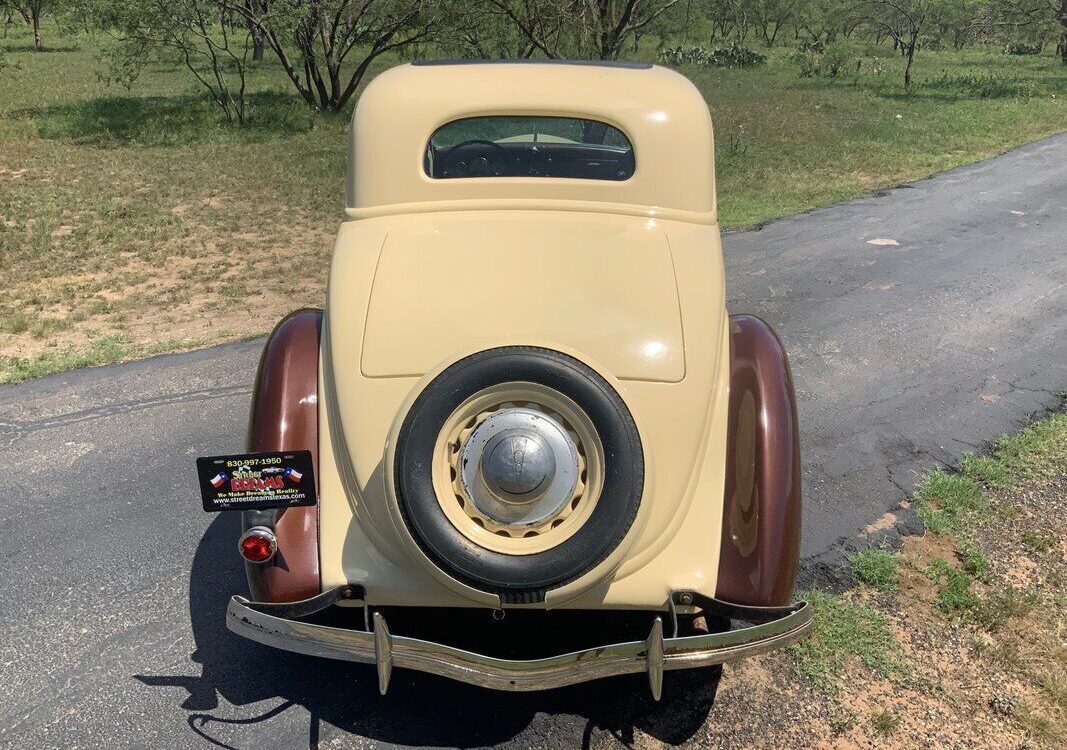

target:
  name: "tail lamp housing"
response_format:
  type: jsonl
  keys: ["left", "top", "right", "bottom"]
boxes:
{"left": 239, "top": 526, "right": 278, "bottom": 563}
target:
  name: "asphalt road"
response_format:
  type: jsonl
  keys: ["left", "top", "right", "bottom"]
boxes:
{"left": 1, "top": 133, "right": 1065, "bottom": 749}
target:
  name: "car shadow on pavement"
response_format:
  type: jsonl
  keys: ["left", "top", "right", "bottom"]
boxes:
{"left": 138, "top": 513, "right": 720, "bottom": 749}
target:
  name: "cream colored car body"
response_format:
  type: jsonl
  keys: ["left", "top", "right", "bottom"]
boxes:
{"left": 318, "top": 62, "right": 728, "bottom": 610}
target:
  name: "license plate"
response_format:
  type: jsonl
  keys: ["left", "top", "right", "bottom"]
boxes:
{"left": 197, "top": 450, "right": 317, "bottom": 512}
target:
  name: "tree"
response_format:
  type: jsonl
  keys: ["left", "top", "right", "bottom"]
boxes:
{"left": 866, "top": 0, "right": 954, "bottom": 89}
{"left": 746, "top": 0, "right": 803, "bottom": 46}
{"left": 991, "top": 0, "right": 1067, "bottom": 64}
{"left": 90, "top": 0, "right": 253, "bottom": 124}
{"left": 574, "top": 0, "right": 682, "bottom": 58}
{"left": 794, "top": 0, "right": 865, "bottom": 43}
{"left": 479, "top": 0, "right": 573, "bottom": 58}
{"left": 232, "top": 0, "right": 447, "bottom": 112}
{"left": 491, "top": 0, "right": 682, "bottom": 59}
{"left": 2, "top": 0, "right": 50, "bottom": 50}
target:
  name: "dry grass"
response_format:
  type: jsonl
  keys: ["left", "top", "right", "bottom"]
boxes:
{"left": 668, "top": 408, "right": 1067, "bottom": 749}
{"left": 1, "top": 26, "right": 1064, "bottom": 381}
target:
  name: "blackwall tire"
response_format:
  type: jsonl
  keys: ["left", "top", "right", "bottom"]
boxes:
{"left": 394, "top": 347, "right": 644, "bottom": 603}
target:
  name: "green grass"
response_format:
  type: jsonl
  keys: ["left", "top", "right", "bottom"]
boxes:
{"left": 914, "top": 470, "right": 986, "bottom": 535}
{"left": 1, "top": 24, "right": 1065, "bottom": 381}
{"left": 928, "top": 559, "right": 980, "bottom": 614}
{"left": 870, "top": 708, "right": 900, "bottom": 736}
{"left": 927, "top": 556, "right": 1038, "bottom": 630}
{"left": 0, "top": 335, "right": 206, "bottom": 383}
{"left": 789, "top": 589, "right": 906, "bottom": 695}
{"left": 961, "top": 414, "right": 1067, "bottom": 488}
{"left": 958, "top": 540, "right": 990, "bottom": 580}
{"left": 1022, "top": 530, "right": 1057, "bottom": 554}
{"left": 848, "top": 548, "right": 900, "bottom": 591}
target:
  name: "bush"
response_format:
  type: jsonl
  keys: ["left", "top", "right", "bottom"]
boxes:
{"left": 660, "top": 43, "right": 765, "bottom": 69}
{"left": 923, "top": 72, "right": 1039, "bottom": 99}
{"left": 1005, "top": 43, "right": 1042, "bottom": 56}
{"left": 790, "top": 39, "right": 859, "bottom": 79}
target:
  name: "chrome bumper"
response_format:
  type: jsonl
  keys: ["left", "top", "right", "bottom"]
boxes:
{"left": 227, "top": 588, "right": 812, "bottom": 698}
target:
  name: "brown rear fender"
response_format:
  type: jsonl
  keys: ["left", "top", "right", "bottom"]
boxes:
{"left": 244, "top": 309, "right": 323, "bottom": 603}
{"left": 715, "top": 315, "right": 801, "bottom": 607}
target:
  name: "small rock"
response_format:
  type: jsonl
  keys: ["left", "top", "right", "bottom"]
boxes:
{"left": 989, "top": 695, "right": 1014, "bottom": 717}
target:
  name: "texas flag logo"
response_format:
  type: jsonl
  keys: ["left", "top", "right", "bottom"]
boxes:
{"left": 210, "top": 471, "right": 228, "bottom": 489}
{"left": 284, "top": 467, "right": 303, "bottom": 483}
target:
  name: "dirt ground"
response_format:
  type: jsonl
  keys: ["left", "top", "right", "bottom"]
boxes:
{"left": 608, "top": 425, "right": 1066, "bottom": 750}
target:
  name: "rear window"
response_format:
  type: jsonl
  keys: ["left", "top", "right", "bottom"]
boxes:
{"left": 425, "top": 116, "right": 634, "bottom": 181}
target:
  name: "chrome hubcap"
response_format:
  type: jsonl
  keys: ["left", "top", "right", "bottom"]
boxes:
{"left": 460, "top": 408, "right": 579, "bottom": 527}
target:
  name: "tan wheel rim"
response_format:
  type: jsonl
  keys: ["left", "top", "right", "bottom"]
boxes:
{"left": 431, "top": 382, "right": 604, "bottom": 555}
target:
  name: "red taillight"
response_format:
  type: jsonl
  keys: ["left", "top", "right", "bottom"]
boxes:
{"left": 238, "top": 527, "right": 277, "bottom": 563}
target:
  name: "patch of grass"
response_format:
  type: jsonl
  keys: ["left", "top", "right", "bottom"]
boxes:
{"left": 964, "top": 414, "right": 1067, "bottom": 490}
{"left": 870, "top": 708, "right": 900, "bottom": 736}
{"left": 928, "top": 557, "right": 1037, "bottom": 629}
{"left": 914, "top": 470, "right": 985, "bottom": 535}
{"left": 959, "top": 453, "right": 1010, "bottom": 488}
{"left": 1036, "top": 664, "right": 1067, "bottom": 712}
{"left": 1, "top": 310, "right": 31, "bottom": 334}
{"left": 1022, "top": 530, "right": 1056, "bottom": 554}
{"left": 789, "top": 589, "right": 906, "bottom": 695}
{"left": 958, "top": 540, "right": 990, "bottom": 580}
{"left": 971, "top": 589, "right": 1038, "bottom": 632}
{"left": 935, "top": 566, "right": 979, "bottom": 614}
{"left": 848, "top": 548, "right": 900, "bottom": 591}
{"left": 827, "top": 704, "right": 858, "bottom": 735}
{"left": 0, "top": 336, "right": 131, "bottom": 382}
{"left": 1016, "top": 701, "right": 1065, "bottom": 746}
{"left": 0, "top": 335, "right": 206, "bottom": 383}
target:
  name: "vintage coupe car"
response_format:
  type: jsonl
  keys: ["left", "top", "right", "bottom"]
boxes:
{"left": 225, "top": 60, "right": 810, "bottom": 697}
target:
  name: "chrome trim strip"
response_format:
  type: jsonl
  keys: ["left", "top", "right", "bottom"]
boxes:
{"left": 226, "top": 596, "right": 812, "bottom": 694}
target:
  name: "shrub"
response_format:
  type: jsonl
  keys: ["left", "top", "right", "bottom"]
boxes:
{"left": 1005, "top": 43, "right": 1042, "bottom": 56}
{"left": 790, "top": 39, "right": 859, "bottom": 79}
{"left": 660, "top": 43, "right": 765, "bottom": 69}
{"left": 923, "top": 72, "right": 1038, "bottom": 99}
{"left": 822, "top": 41, "right": 860, "bottom": 78}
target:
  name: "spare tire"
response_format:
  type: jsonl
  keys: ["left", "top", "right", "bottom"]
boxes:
{"left": 394, "top": 347, "right": 644, "bottom": 603}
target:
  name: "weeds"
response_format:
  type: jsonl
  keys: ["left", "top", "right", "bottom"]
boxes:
{"left": 923, "top": 71, "right": 1040, "bottom": 98}
{"left": 870, "top": 708, "right": 900, "bottom": 736}
{"left": 789, "top": 589, "right": 906, "bottom": 695}
{"left": 929, "top": 560, "right": 980, "bottom": 614}
{"left": 971, "top": 589, "right": 1038, "bottom": 631}
{"left": 1022, "top": 530, "right": 1056, "bottom": 554}
{"left": 915, "top": 470, "right": 985, "bottom": 534}
{"left": 958, "top": 540, "right": 990, "bottom": 580}
{"left": 848, "top": 548, "right": 900, "bottom": 591}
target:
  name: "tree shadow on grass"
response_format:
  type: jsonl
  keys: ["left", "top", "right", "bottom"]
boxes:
{"left": 18, "top": 90, "right": 330, "bottom": 147}
{"left": 136, "top": 512, "right": 721, "bottom": 749}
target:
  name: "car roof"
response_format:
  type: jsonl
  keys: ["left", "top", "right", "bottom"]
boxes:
{"left": 411, "top": 59, "right": 652, "bottom": 69}
{"left": 345, "top": 62, "right": 717, "bottom": 224}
